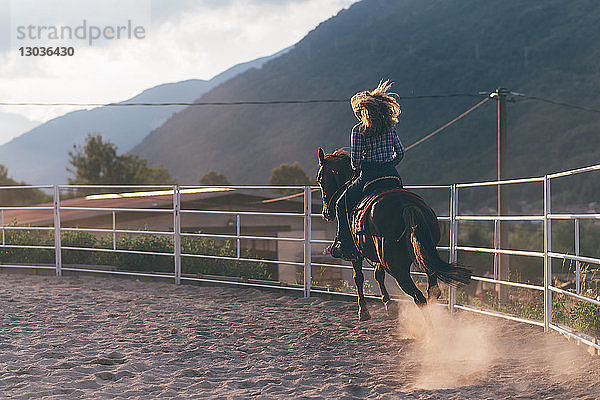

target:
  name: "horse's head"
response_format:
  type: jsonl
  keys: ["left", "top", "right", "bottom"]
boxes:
{"left": 316, "top": 147, "right": 353, "bottom": 222}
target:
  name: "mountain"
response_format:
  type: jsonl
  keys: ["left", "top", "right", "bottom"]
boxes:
{"left": 0, "top": 48, "right": 289, "bottom": 184}
{"left": 0, "top": 111, "right": 40, "bottom": 145}
{"left": 131, "top": 0, "right": 600, "bottom": 206}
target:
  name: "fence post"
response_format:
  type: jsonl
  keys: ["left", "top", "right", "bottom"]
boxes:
{"left": 173, "top": 185, "right": 181, "bottom": 285}
{"left": 448, "top": 184, "right": 458, "bottom": 312}
{"left": 112, "top": 211, "right": 116, "bottom": 250}
{"left": 543, "top": 175, "right": 552, "bottom": 332}
{"left": 303, "top": 186, "right": 312, "bottom": 298}
{"left": 53, "top": 185, "right": 62, "bottom": 277}
{"left": 236, "top": 214, "right": 241, "bottom": 259}
{"left": 574, "top": 218, "right": 580, "bottom": 295}
{"left": 493, "top": 219, "right": 499, "bottom": 280}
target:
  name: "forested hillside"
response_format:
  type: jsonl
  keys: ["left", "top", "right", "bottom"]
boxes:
{"left": 132, "top": 0, "right": 600, "bottom": 204}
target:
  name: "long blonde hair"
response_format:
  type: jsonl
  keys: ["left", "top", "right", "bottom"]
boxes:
{"left": 350, "top": 80, "right": 401, "bottom": 137}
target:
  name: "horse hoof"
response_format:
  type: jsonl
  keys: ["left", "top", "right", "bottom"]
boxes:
{"left": 427, "top": 285, "right": 441, "bottom": 302}
{"left": 358, "top": 308, "right": 371, "bottom": 321}
{"left": 384, "top": 300, "right": 398, "bottom": 319}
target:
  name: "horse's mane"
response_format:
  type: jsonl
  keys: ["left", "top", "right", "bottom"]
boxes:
{"left": 328, "top": 148, "right": 350, "bottom": 160}
{"left": 323, "top": 149, "right": 352, "bottom": 177}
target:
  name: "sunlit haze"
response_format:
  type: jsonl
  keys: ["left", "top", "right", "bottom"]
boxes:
{"left": 0, "top": 0, "right": 357, "bottom": 123}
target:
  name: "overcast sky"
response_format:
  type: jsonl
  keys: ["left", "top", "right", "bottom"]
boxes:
{"left": 0, "top": 0, "right": 357, "bottom": 123}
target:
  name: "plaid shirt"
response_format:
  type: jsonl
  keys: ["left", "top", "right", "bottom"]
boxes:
{"left": 350, "top": 123, "right": 404, "bottom": 170}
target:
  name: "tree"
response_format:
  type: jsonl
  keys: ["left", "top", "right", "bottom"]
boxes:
{"left": 67, "top": 134, "right": 174, "bottom": 185}
{"left": 269, "top": 162, "right": 311, "bottom": 194}
{"left": 199, "top": 170, "right": 231, "bottom": 186}
{"left": 0, "top": 164, "right": 49, "bottom": 206}
{"left": 0, "top": 164, "right": 13, "bottom": 184}
{"left": 117, "top": 154, "right": 174, "bottom": 184}
{"left": 269, "top": 162, "right": 311, "bottom": 186}
{"left": 67, "top": 134, "right": 119, "bottom": 184}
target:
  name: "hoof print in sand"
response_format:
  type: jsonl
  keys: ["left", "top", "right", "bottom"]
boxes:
{"left": 51, "top": 361, "right": 78, "bottom": 370}
{"left": 93, "top": 357, "right": 126, "bottom": 365}
{"left": 15, "top": 366, "right": 43, "bottom": 375}
{"left": 178, "top": 368, "right": 203, "bottom": 377}
{"left": 92, "top": 352, "right": 127, "bottom": 366}
{"left": 40, "top": 350, "right": 67, "bottom": 359}
{"left": 95, "top": 370, "right": 135, "bottom": 381}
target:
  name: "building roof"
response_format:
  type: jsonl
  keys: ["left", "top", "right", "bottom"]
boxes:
{"left": 3, "top": 187, "right": 321, "bottom": 227}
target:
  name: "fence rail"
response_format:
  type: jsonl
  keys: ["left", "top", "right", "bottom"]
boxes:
{"left": 0, "top": 164, "right": 599, "bottom": 352}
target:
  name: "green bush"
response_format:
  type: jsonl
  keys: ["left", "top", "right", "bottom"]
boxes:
{"left": 552, "top": 263, "right": 600, "bottom": 337}
{"left": 62, "top": 230, "right": 98, "bottom": 266}
{"left": 111, "top": 232, "right": 174, "bottom": 272}
{"left": 458, "top": 287, "right": 545, "bottom": 322}
{"left": 0, "top": 225, "right": 54, "bottom": 264}
{"left": 0, "top": 226, "right": 271, "bottom": 280}
{"left": 554, "top": 293, "right": 600, "bottom": 337}
{"left": 181, "top": 237, "right": 272, "bottom": 279}
{"left": 459, "top": 281, "right": 599, "bottom": 337}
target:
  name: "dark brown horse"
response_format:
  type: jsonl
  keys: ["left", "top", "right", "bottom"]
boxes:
{"left": 316, "top": 148, "right": 471, "bottom": 321}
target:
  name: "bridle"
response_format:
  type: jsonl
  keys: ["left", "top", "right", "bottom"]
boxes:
{"left": 322, "top": 181, "right": 349, "bottom": 221}
{"left": 319, "top": 162, "right": 352, "bottom": 221}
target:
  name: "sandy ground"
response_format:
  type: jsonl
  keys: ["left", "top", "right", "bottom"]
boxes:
{"left": 0, "top": 272, "right": 599, "bottom": 400}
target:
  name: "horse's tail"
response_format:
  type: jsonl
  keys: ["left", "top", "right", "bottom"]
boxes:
{"left": 403, "top": 206, "right": 471, "bottom": 286}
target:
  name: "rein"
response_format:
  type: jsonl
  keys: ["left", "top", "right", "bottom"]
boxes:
{"left": 324, "top": 180, "right": 349, "bottom": 216}
{"left": 320, "top": 153, "right": 353, "bottom": 220}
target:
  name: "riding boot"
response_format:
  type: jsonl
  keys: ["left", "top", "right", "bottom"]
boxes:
{"left": 329, "top": 193, "right": 357, "bottom": 260}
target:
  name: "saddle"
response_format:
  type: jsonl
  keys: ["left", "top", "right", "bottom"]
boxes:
{"left": 350, "top": 176, "right": 403, "bottom": 237}
{"left": 353, "top": 176, "right": 403, "bottom": 215}
{"left": 351, "top": 186, "right": 440, "bottom": 244}
{"left": 362, "top": 176, "right": 402, "bottom": 196}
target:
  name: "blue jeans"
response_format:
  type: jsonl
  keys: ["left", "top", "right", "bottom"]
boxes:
{"left": 335, "top": 161, "right": 402, "bottom": 252}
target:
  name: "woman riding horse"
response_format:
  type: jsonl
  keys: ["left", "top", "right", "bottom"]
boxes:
{"left": 317, "top": 80, "right": 471, "bottom": 321}
{"left": 328, "top": 80, "right": 404, "bottom": 261}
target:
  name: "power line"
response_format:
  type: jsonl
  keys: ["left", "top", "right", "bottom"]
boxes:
{"left": 404, "top": 96, "right": 491, "bottom": 151}
{"left": 0, "top": 100, "right": 348, "bottom": 107}
{"left": 3, "top": 92, "right": 599, "bottom": 115}
{"left": 520, "top": 95, "right": 600, "bottom": 114}
{"left": 261, "top": 97, "right": 492, "bottom": 204}
{"left": 0, "top": 93, "right": 481, "bottom": 107}
{"left": 399, "top": 93, "right": 482, "bottom": 100}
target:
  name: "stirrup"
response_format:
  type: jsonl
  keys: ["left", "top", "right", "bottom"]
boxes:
{"left": 329, "top": 243, "right": 356, "bottom": 261}
{"left": 323, "top": 236, "right": 340, "bottom": 255}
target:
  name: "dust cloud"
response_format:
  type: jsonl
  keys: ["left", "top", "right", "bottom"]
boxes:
{"left": 395, "top": 300, "right": 599, "bottom": 394}
{"left": 397, "top": 302, "right": 499, "bottom": 390}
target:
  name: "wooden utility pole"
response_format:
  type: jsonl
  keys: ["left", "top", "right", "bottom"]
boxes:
{"left": 496, "top": 87, "right": 509, "bottom": 297}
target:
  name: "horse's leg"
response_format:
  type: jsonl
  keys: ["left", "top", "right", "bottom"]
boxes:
{"left": 373, "top": 238, "right": 397, "bottom": 318}
{"left": 395, "top": 269, "right": 427, "bottom": 307}
{"left": 426, "top": 273, "right": 441, "bottom": 302}
{"left": 352, "top": 257, "right": 371, "bottom": 321}
{"left": 378, "top": 238, "right": 427, "bottom": 307}
{"left": 375, "top": 264, "right": 398, "bottom": 318}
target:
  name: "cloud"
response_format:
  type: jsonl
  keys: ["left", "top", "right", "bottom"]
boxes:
{"left": 148, "top": 0, "right": 314, "bottom": 25}
{"left": 9, "top": 0, "right": 152, "bottom": 49}
{"left": 0, "top": 0, "right": 357, "bottom": 122}
{"left": 0, "top": 0, "right": 9, "bottom": 51}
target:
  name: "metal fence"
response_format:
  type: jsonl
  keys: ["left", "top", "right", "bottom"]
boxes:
{"left": 0, "top": 164, "right": 599, "bottom": 352}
